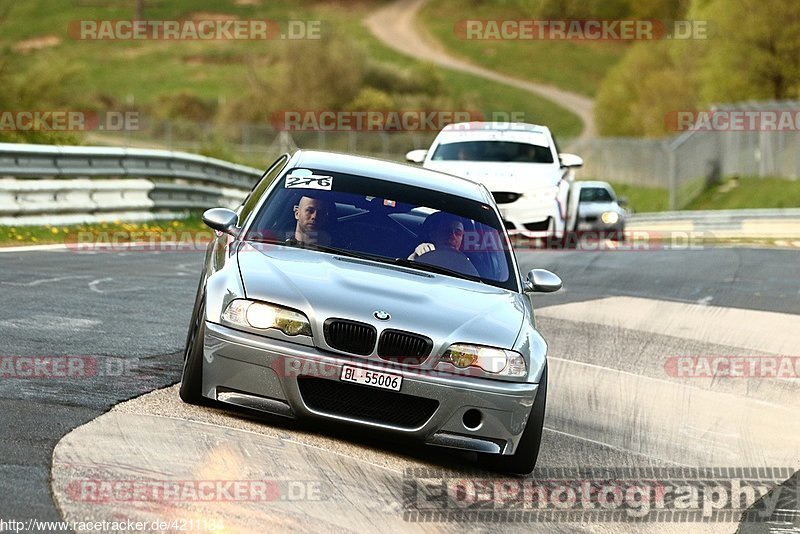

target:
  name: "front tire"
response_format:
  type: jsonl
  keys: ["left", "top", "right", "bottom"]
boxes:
{"left": 478, "top": 364, "right": 547, "bottom": 475}
{"left": 179, "top": 296, "right": 206, "bottom": 405}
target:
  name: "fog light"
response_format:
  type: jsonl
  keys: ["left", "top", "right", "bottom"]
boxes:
{"left": 462, "top": 409, "right": 482, "bottom": 430}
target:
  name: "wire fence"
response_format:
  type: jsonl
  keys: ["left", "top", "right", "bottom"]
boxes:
{"left": 88, "top": 118, "right": 439, "bottom": 168}
{"left": 572, "top": 101, "right": 800, "bottom": 209}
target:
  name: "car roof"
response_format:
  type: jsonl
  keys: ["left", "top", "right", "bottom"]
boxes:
{"left": 434, "top": 122, "right": 553, "bottom": 147}
{"left": 441, "top": 121, "right": 551, "bottom": 133}
{"left": 576, "top": 181, "right": 614, "bottom": 189}
{"left": 290, "top": 150, "right": 491, "bottom": 203}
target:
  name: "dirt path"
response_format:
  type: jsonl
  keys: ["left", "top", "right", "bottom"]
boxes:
{"left": 364, "top": 0, "right": 596, "bottom": 142}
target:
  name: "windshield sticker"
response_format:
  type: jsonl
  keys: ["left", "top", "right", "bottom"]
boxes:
{"left": 285, "top": 169, "right": 333, "bottom": 190}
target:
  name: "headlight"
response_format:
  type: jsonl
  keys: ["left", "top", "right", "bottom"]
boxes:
{"left": 222, "top": 299, "right": 312, "bottom": 337}
{"left": 601, "top": 211, "right": 620, "bottom": 224}
{"left": 439, "top": 344, "right": 527, "bottom": 378}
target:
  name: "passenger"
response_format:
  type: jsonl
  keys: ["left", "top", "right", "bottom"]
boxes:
{"left": 408, "top": 213, "right": 465, "bottom": 260}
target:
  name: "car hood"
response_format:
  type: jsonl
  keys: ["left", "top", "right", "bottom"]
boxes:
{"left": 237, "top": 243, "right": 526, "bottom": 359}
{"left": 424, "top": 160, "right": 561, "bottom": 191}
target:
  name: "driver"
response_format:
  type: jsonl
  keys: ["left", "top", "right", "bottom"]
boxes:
{"left": 291, "top": 195, "right": 333, "bottom": 245}
{"left": 408, "top": 214, "right": 465, "bottom": 260}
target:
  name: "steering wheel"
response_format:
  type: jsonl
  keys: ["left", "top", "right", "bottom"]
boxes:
{"left": 417, "top": 248, "right": 480, "bottom": 277}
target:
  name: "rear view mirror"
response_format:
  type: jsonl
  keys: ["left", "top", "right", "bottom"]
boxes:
{"left": 405, "top": 149, "right": 428, "bottom": 164}
{"left": 524, "top": 269, "right": 562, "bottom": 293}
{"left": 202, "top": 208, "right": 239, "bottom": 235}
{"left": 560, "top": 153, "right": 583, "bottom": 168}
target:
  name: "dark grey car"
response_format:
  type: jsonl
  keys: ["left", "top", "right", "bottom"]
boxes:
{"left": 179, "top": 150, "right": 561, "bottom": 474}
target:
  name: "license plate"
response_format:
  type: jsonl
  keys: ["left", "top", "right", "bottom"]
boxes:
{"left": 340, "top": 365, "right": 402, "bottom": 391}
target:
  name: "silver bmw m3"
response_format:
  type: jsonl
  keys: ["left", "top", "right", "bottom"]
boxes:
{"left": 179, "top": 150, "right": 561, "bottom": 474}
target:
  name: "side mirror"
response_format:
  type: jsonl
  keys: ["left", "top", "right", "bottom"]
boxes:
{"left": 617, "top": 196, "right": 628, "bottom": 207}
{"left": 559, "top": 153, "right": 583, "bottom": 168}
{"left": 523, "top": 269, "right": 562, "bottom": 293}
{"left": 405, "top": 149, "right": 428, "bottom": 164}
{"left": 203, "top": 207, "right": 239, "bottom": 235}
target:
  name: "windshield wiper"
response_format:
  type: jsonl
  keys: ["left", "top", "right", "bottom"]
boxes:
{"left": 391, "top": 257, "right": 483, "bottom": 283}
{"left": 301, "top": 243, "right": 388, "bottom": 263}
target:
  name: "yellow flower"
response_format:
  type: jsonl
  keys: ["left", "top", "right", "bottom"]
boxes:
{"left": 51, "top": 227, "right": 59, "bottom": 234}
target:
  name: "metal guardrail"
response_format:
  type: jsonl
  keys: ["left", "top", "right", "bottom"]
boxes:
{"left": 0, "top": 143, "right": 264, "bottom": 225}
{"left": 628, "top": 209, "right": 800, "bottom": 239}
{"left": 630, "top": 208, "right": 800, "bottom": 222}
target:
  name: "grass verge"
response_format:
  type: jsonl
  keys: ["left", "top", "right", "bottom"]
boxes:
{"left": 685, "top": 177, "right": 800, "bottom": 211}
{"left": 5, "top": 0, "right": 583, "bottom": 157}
{"left": 418, "top": 0, "right": 626, "bottom": 98}
{"left": 0, "top": 216, "right": 208, "bottom": 247}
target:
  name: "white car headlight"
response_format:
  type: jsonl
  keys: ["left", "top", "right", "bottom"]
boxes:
{"left": 601, "top": 211, "right": 620, "bottom": 225}
{"left": 222, "top": 299, "right": 312, "bottom": 337}
{"left": 439, "top": 343, "right": 527, "bottom": 378}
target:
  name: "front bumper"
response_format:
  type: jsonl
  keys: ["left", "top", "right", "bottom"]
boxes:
{"left": 498, "top": 198, "right": 564, "bottom": 238}
{"left": 575, "top": 218, "right": 625, "bottom": 236}
{"left": 202, "top": 322, "right": 540, "bottom": 455}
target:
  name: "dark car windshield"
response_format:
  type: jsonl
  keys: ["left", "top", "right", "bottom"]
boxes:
{"left": 579, "top": 187, "right": 614, "bottom": 202}
{"left": 431, "top": 141, "right": 554, "bottom": 163}
{"left": 245, "top": 167, "right": 516, "bottom": 290}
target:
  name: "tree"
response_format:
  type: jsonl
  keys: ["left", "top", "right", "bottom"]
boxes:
{"left": 697, "top": 0, "right": 800, "bottom": 102}
{"left": 595, "top": 41, "right": 699, "bottom": 137}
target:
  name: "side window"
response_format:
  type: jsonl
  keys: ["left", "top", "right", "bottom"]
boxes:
{"left": 238, "top": 154, "right": 289, "bottom": 224}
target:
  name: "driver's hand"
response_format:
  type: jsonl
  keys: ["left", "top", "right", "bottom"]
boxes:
{"left": 409, "top": 243, "right": 435, "bottom": 260}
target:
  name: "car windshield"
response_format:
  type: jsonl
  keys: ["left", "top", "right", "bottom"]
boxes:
{"left": 245, "top": 167, "right": 516, "bottom": 290}
{"left": 579, "top": 187, "right": 614, "bottom": 202}
{"left": 431, "top": 140, "right": 554, "bottom": 163}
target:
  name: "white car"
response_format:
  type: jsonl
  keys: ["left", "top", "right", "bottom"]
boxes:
{"left": 406, "top": 122, "right": 583, "bottom": 240}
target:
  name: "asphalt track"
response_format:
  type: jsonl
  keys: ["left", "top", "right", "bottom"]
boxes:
{"left": 1, "top": 245, "right": 798, "bottom": 533}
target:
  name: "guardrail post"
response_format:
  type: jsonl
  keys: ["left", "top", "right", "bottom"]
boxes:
{"left": 667, "top": 142, "right": 677, "bottom": 211}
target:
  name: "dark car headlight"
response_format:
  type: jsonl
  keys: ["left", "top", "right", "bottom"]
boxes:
{"left": 438, "top": 343, "right": 527, "bottom": 378}
{"left": 222, "top": 299, "right": 312, "bottom": 337}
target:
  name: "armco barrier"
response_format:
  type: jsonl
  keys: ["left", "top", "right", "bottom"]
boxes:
{"left": 0, "top": 142, "right": 265, "bottom": 225}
